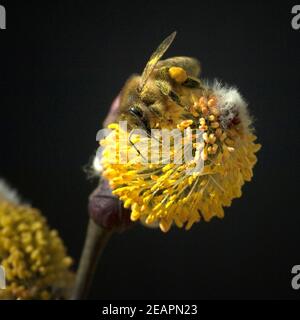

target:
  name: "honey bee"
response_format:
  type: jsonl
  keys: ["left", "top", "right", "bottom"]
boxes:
{"left": 117, "top": 32, "right": 206, "bottom": 139}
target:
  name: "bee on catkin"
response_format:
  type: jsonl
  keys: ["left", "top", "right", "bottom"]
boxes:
{"left": 99, "top": 32, "right": 261, "bottom": 232}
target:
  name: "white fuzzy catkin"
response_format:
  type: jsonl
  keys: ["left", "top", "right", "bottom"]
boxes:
{"left": 210, "top": 81, "right": 252, "bottom": 131}
{"left": 0, "top": 179, "right": 21, "bottom": 204}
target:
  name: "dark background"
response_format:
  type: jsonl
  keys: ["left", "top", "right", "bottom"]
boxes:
{"left": 0, "top": 0, "right": 299, "bottom": 299}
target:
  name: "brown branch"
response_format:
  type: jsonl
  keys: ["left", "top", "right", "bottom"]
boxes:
{"left": 71, "top": 219, "right": 112, "bottom": 300}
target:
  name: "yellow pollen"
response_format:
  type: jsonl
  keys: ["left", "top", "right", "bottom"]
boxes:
{"left": 211, "top": 122, "right": 220, "bottom": 128}
{"left": 210, "top": 107, "right": 220, "bottom": 116}
{"left": 199, "top": 97, "right": 207, "bottom": 108}
{"left": 212, "top": 144, "right": 218, "bottom": 153}
{"left": 201, "top": 106, "right": 209, "bottom": 116}
{"left": 208, "top": 134, "right": 216, "bottom": 144}
{"left": 177, "top": 119, "right": 193, "bottom": 130}
{"left": 169, "top": 67, "right": 188, "bottom": 83}
{"left": 207, "top": 97, "right": 217, "bottom": 108}
{"left": 203, "top": 132, "right": 209, "bottom": 143}
{"left": 107, "top": 123, "right": 119, "bottom": 130}
{"left": 201, "top": 148, "right": 208, "bottom": 161}
{"left": 199, "top": 118, "right": 206, "bottom": 125}
{"left": 208, "top": 115, "right": 215, "bottom": 122}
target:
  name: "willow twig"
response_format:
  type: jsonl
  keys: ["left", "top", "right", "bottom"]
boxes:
{"left": 71, "top": 219, "right": 112, "bottom": 300}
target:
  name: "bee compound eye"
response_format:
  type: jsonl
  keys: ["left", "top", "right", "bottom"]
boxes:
{"left": 129, "top": 106, "right": 143, "bottom": 118}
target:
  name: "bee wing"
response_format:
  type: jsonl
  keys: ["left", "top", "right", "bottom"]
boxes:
{"left": 138, "top": 31, "right": 177, "bottom": 92}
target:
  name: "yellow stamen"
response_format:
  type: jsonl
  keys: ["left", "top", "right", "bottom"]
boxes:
{"left": 199, "top": 97, "right": 207, "bottom": 108}
{"left": 207, "top": 97, "right": 217, "bottom": 108}
{"left": 211, "top": 122, "right": 220, "bottom": 128}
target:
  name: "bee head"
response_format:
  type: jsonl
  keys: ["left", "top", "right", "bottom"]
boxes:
{"left": 127, "top": 105, "right": 151, "bottom": 134}
{"left": 128, "top": 105, "right": 144, "bottom": 119}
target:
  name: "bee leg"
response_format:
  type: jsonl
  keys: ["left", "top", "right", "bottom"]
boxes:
{"left": 155, "top": 80, "right": 183, "bottom": 106}
{"left": 158, "top": 65, "right": 203, "bottom": 90}
{"left": 181, "top": 76, "right": 204, "bottom": 89}
{"left": 157, "top": 57, "right": 201, "bottom": 77}
{"left": 128, "top": 130, "right": 148, "bottom": 161}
